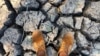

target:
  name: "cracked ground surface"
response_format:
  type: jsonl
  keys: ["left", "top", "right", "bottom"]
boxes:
{"left": 0, "top": 0, "right": 100, "bottom": 56}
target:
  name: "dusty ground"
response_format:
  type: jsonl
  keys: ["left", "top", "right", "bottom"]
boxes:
{"left": 0, "top": 0, "right": 100, "bottom": 56}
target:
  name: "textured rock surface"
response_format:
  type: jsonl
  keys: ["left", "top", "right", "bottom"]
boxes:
{"left": 0, "top": 27, "right": 23, "bottom": 55}
{"left": 39, "top": 21, "right": 53, "bottom": 32}
{"left": 49, "top": 0, "right": 62, "bottom": 6}
{"left": 0, "top": 0, "right": 12, "bottom": 29}
{"left": 89, "top": 49, "right": 100, "bottom": 56}
{"left": 0, "top": 0, "right": 100, "bottom": 56}
{"left": 47, "top": 7, "right": 58, "bottom": 22}
{"left": 82, "top": 17, "right": 100, "bottom": 40}
{"left": 75, "top": 17, "right": 83, "bottom": 29}
{"left": 76, "top": 32, "right": 89, "bottom": 47}
{"left": 22, "top": 35, "right": 33, "bottom": 50}
{"left": 94, "top": 42, "right": 100, "bottom": 50}
{"left": 47, "top": 27, "right": 58, "bottom": 41}
{"left": 10, "top": 0, "right": 39, "bottom": 12}
{"left": 84, "top": 1, "right": 100, "bottom": 21}
{"left": 57, "top": 16, "right": 74, "bottom": 28}
{"left": 24, "top": 52, "right": 36, "bottom": 56}
{"left": 38, "top": 0, "right": 47, "bottom": 4}
{"left": 59, "top": 0, "right": 85, "bottom": 14}
{"left": 47, "top": 46, "right": 57, "bottom": 56}
{"left": 42, "top": 2, "right": 52, "bottom": 12}
{"left": 16, "top": 11, "right": 46, "bottom": 32}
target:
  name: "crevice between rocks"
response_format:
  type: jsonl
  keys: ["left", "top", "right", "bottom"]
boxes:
{"left": 4, "top": 0, "right": 17, "bottom": 13}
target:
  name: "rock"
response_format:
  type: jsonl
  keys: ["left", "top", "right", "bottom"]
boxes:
{"left": 47, "top": 7, "right": 58, "bottom": 22}
{"left": 10, "top": 0, "right": 39, "bottom": 12}
{"left": 42, "top": 2, "right": 52, "bottom": 12}
{"left": 0, "top": 0, "right": 12, "bottom": 29}
{"left": 53, "top": 40, "right": 60, "bottom": 48}
{"left": 59, "top": 0, "right": 76, "bottom": 14}
{"left": 81, "top": 50, "right": 90, "bottom": 56}
{"left": 16, "top": 11, "right": 46, "bottom": 32}
{"left": 10, "top": 0, "right": 21, "bottom": 12}
{"left": 21, "top": 35, "right": 33, "bottom": 50}
{"left": 82, "top": 17, "right": 91, "bottom": 31}
{"left": 74, "top": 0, "right": 85, "bottom": 13}
{"left": 0, "top": 27, "right": 23, "bottom": 54}
{"left": 57, "top": 16, "right": 73, "bottom": 28}
{"left": 76, "top": 32, "right": 89, "bottom": 47}
{"left": 8, "top": 44, "right": 23, "bottom": 56}
{"left": 21, "top": 0, "right": 39, "bottom": 8}
{"left": 39, "top": 21, "right": 53, "bottom": 32}
{"left": 38, "top": 0, "right": 47, "bottom": 4}
{"left": 84, "top": 1, "right": 100, "bottom": 21}
{"left": 75, "top": 17, "right": 83, "bottom": 29}
{"left": 24, "top": 52, "right": 36, "bottom": 56}
{"left": 89, "top": 49, "right": 100, "bottom": 56}
{"left": 71, "top": 41, "right": 77, "bottom": 52}
{"left": 47, "top": 27, "right": 58, "bottom": 41}
{"left": 94, "top": 42, "right": 100, "bottom": 50}
{"left": 47, "top": 46, "right": 57, "bottom": 56}
{"left": 49, "top": 0, "right": 62, "bottom": 5}
{"left": 83, "top": 17, "right": 100, "bottom": 40}
{"left": 59, "top": 0, "right": 85, "bottom": 14}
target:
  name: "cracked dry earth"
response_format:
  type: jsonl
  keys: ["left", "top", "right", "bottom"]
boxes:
{"left": 0, "top": 0, "right": 100, "bottom": 56}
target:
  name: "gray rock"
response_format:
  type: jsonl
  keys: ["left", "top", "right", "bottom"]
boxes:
{"left": 0, "top": 27, "right": 22, "bottom": 55}
{"left": 59, "top": 0, "right": 85, "bottom": 14}
{"left": 38, "top": 0, "right": 47, "bottom": 4}
{"left": 89, "top": 49, "right": 100, "bottom": 56}
{"left": 24, "top": 52, "right": 36, "bottom": 56}
{"left": 83, "top": 17, "right": 100, "bottom": 40}
{"left": 82, "top": 17, "right": 91, "bottom": 30}
{"left": 8, "top": 44, "right": 23, "bottom": 56}
{"left": 57, "top": 16, "right": 73, "bottom": 28}
{"left": 16, "top": 11, "right": 46, "bottom": 32}
{"left": 81, "top": 50, "right": 90, "bottom": 56}
{"left": 49, "top": 0, "right": 62, "bottom": 5}
{"left": 47, "top": 27, "right": 58, "bottom": 41}
{"left": 84, "top": 1, "right": 100, "bottom": 21}
{"left": 21, "top": 35, "right": 33, "bottom": 50}
{"left": 53, "top": 40, "right": 60, "bottom": 48}
{"left": 94, "top": 42, "right": 100, "bottom": 50}
{"left": 0, "top": 27, "right": 23, "bottom": 55}
{"left": 74, "top": 0, "right": 85, "bottom": 13}
{"left": 76, "top": 32, "right": 89, "bottom": 47}
{"left": 47, "top": 7, "right": 58, "bottom": 22}
{"left": 39, "top": 21, "right": 53, "bottom": 32}
{"left": 47, "top": 46, "right": 57, "bottom": 56}
{"left": 71, "top": 40, "right": 77, "bottom": 52}
{"left": 42, "top": 2, "right": 52, "bottom": 12}
{"left": 10, "top": 0, "right": 39, "bottom": 12}
{"left": 21, "top": 0, "right": 39, "bottom": 8}
{"left": 0, "top": 27, "right": 23, "bottom": 45}
{"left": 75, "top": 17, "right": 83, "bottom": 29}
{"left": 42, "top": 34, "right": 49, "bottom": 45}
